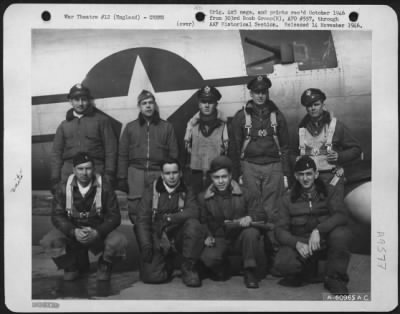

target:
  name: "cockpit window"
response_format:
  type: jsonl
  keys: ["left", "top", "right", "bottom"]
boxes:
{"left": 240, "top": 30, "right": 338, "bottom": 75}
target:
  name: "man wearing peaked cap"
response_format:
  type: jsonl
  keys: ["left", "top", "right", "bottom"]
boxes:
{"left": 246, "top": 75, "right": 272, "bottom": 91}
{"left": 296, "top": 88, "right": 361, "bottom": 198}
{"left": 51, "top": 84, "right": 118, "bottom": 194}
{"left": 184, "top": 85, "right": 229, "bottom": 195}
{"left": 198, "top": 156, "right": 266, "bottom": 288}
{"left": 273, "top": 155, "right": 352, "bottom": 294}
{"left": 196, "top": 85, "right": 222, "bottom": 102}
{"left": 40, "top": 152, "right": 127, "bottom": 281}
{"left": 117, "top": 89, "right": 178, "bottom": 225}
{"left": 231, "top": 75, "right": 291, "bottom": 248}
{"left": 300, "top": 88, "right": 326, "bottom": 107}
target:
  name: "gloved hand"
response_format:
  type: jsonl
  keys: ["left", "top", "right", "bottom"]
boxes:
{"left": 141, "top": 247, "right": 153, "bottom": 263}
{"left": 116, "top": 178, "right": 129, "bottom": 193}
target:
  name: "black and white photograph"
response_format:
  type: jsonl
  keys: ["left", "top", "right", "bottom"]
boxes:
{"left": 3, "top": 3, "right": 398, "bottom": 312}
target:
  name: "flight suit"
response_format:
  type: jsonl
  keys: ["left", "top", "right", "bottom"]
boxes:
{"left": 117, "top": 111, "right": 179, "bottom": 224}
{"left": 51, "top": 106, "right": 117, "bottom": 186}
{"left": 297, "top": 110, "right": 362, "bottom": 198}
{"left": 135, "top": 177, "right": 204, "bottom": 283}
{"left": 185, "top": 110, "right": 228, "bottom": 195}
{"left": 199, "top": 180, "right": 266, "bottom": 274}
{"left": 274, "top": 179, "right": 352, "bottom": 282}
{"left": 40, "top": 175, "right": 127, "bottom": 270}
{"left": 231, "top": 100, "right": 290, "bottom": 223}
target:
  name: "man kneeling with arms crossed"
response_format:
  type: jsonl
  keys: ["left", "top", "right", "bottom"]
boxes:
{"left": 199, "top": 156, "right": 266, "bottom": 288}
{"left": 40, "top": 152, "right": 127, "bottom": 281}
{"left": 274, "top": 156, "right": 352, "bottom": 294}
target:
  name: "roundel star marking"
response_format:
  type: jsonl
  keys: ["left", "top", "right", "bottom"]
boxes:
{"left": 82, "top": 47, "right": 204, "bottom": 128}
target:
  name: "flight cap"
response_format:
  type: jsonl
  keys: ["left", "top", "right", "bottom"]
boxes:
{"left": 197, "top": 85, "right": 222, "bottom": 102}
{"left": 73, "top": 152, "right": 95, "bottom": 167}
{"left": 68, "top": 83, "right": 92, "bottom": 99}
{"left": 294, "top": 156, "right": 317, "bottom": 172}
{"left": 300, "top": 88, "right": 326, "bottom": 107}
{"left": 208, "top": 156, "right": 233, "bottom": 174}
{"left": 247, "top": 75, "right": 272, "bottom": 92}
{"left": 137, "top": 89, "right": 155, "bottom": 104}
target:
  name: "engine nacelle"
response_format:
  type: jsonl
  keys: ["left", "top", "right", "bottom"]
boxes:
{"left": 344, "top": 181, "right": 371, "bottom": 224}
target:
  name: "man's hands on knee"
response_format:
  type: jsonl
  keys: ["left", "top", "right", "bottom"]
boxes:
{"left": 74, "top": 227, "right": 98, "bottom": 244}
{"left": 295, "top": 241, "right": 310, "bottom": 259}
{"left": 308, "top": 229, "right": 321, "bottom": 255}
{"left": 204, "top": 236, "right": 216, "bottom": 248}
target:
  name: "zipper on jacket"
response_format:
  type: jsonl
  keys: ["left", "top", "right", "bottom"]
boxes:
{"left": 307, "top": 193, "right": 313, "bottom": 212}
{"left": 146, "top": 121, "right": 150, "bottom": 170}
{"left": 77, "top": 118, "right": 81, "bottom": 148}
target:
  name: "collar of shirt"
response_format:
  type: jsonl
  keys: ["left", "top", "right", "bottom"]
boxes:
{"left": 73, "top": 111, "right": 84, "bottom": 119}
{"left": 163, "top": 181, "right": 179, "bottom": 194}
{"left": 77, "top": 181, "right": 93, "bottom": 197}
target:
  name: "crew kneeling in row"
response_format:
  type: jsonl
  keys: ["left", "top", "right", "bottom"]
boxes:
{"left": 274, "top": 156, "right": 352, "bottom": 294}
{"left": 199, "top": 156, "right": 266, "bottom": 289}
{"left": 40, "top": 152, "right": 128, "bottom": 281}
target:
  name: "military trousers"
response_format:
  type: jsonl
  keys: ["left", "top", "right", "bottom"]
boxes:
{"left": 138, "top": 218, "right": 204, "bottom": 284}
{"left": 241, "top": 161, "right": 284, "bottom": 223}
{"left": 273, "top": 226, "right": 352, "bottom": 278}
{"left": 127, "top": 166, "right": 160, "bottom": 224}
{"left": 40, "top": 228, "right": 127, "bottom": 269}
{"left": 201, "top": 227, "right": 261, "bottom": 271}
{"left": 189, "top": 169, "right": 212, "bottom": 195}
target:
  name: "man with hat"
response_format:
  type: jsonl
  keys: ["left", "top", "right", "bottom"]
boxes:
{"left": 117, "top": 90, "right": 179, "bottom": 225}
{"left": 274, "top": 156, "right": 352, "bottom": 294}
{"left": 231, "top": 75, "right": 290, "bottom": 244}
{"left": 198, "top": 156, "right": 266, "bottom": 288}
{"left": 297, "top": 88, "right": 361, "bottom": 197}
{"left": 40, "top": 152, "right": 127, "bottom": 281}
{"left": 51, "top": 83, "right": 118, "bottom": 193}
{"left": 135, "top": 159, "right": 204, "bottom": 287}
{"left": 184, "top": 85, "right": 229, "bottom": 195}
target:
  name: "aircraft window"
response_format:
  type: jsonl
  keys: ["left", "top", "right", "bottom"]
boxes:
{"left": 240, "top": 30, "right": 338, "bottom": 75}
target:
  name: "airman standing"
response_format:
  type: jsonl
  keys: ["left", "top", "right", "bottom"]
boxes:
{"left": 231, "top": 76, "right": 291, "bottom": 241}
{"left": 297, "top": 88, "right": 362, "bottom": 197}
{"left": 51, "top": 84, "right": 118, "bottom": 193}
{"left": 117, "top": 90, "right": 179, "bottom": 224}
{"left": 184, "top": 85, "right": 228, "bottom": 194}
